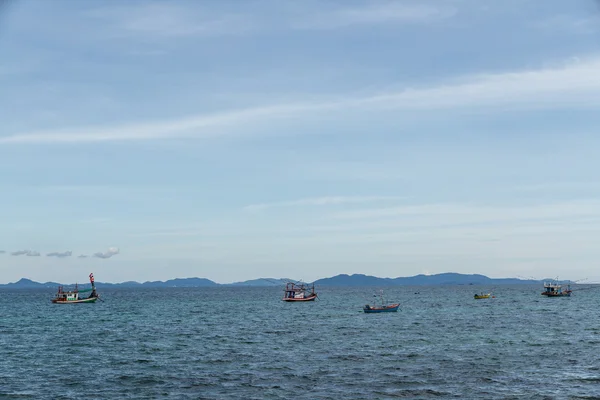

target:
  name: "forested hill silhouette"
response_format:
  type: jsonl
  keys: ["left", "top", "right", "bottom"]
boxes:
{"left": 312, "top": 273, "right": 544, "bottom": 286}
{"left": 0, "top": 273, "right": 554, "bottom": 288}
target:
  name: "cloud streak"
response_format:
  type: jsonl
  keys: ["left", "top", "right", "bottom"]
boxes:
{"left": 0, "top": 103, "right": 308, "bottom": 144}
{"left": 93, "top": 247, "right": 120, "bottom": 259}
{"left": 2, "top": 56, "right": 600, "bottom": 145}
{"left": 244, "top": 196, "right": 405, "bottom": 211}
{"left": 11, "top": 250, "right": 40, "bottom": 257}
{"left": 533, "top": 15, "right": 599, "bottom": 35}
{"left": 87, "top": 2, "right": 453, "bottom": 38}
{"left": 87, "top": 3, "right": 255, "bottom": 38}
{"left": 330, "top": 199, "right": 600, "bottom": 227}
{"left": 5, "top": 249, "right": 119, "bottom": 258}
{"left": 46, "top": 251, "right": 72, "bottom": 258}
{"left": 297, "top": 3, "right": 456, "bottom": 30}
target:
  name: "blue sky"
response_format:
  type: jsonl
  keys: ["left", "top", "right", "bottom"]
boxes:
{"left": 1, "top": 0, "right": 600, "bottom": 283}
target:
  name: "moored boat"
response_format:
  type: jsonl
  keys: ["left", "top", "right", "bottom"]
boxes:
{"left": 363, "top": 290, "right": 400, "bottom": 313}
{"left": 363, "top": 303, "right": 400, "bottom": 313}
{"left": 282, "top": 282, "right": 317, "bottom": 302}
{"left": 51, "top": 273, "right": 100, "bottom": 304}
{"left": 541, "top": 281, "right": 571, "bottom": 297}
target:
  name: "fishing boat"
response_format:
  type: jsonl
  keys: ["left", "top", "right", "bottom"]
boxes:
{"left": 363, "top": 290, "right": 400, "bottom": 313}
{"left": 282, "top": 282, "right": 317, "bottom": 302}
{"left": 474, "top": 292, "right": 491, "bottom": 299}
{"left": 541, "top": 281, "right": 571, "bottom": 297}
{"left": 51, "top": 273, "right": 100, "bottom": 304}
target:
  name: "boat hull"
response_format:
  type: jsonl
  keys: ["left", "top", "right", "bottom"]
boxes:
{"left": 541, "top": 293, "right": 571, "bottom": 297}
{"left": 363, "top": 303, "right": 400, "bottom": 313}
{"left": 52, "top": 297, "right": 98, "bottom": 304}
{"left": 282, "top": 294, "right": 317, "bottom": 302}
{"left": 474, "top": 295, "right": 491, "bottom": 299}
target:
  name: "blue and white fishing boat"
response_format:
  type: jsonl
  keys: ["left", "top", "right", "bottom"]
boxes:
{"left": 363, "top": 290, "right": 400, "bottom": 313}
{"left": 51, "top": 273, "right": 100, "bottom": 304}
{"left": 541, "top": 280, "right": 571, "bottom": 297}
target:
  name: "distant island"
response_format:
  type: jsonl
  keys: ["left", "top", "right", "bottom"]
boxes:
{"left": 0, "top": 273, "right": 558, "bottom": 289}
{"left": 312, "top": 273, "right": 550, "bottom": 286}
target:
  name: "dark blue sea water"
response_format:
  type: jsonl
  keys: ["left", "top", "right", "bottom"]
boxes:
{"left": 1, "top": 285, "right": 600, "bottom": 399}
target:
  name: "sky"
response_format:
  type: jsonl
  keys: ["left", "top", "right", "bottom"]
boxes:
{"left": 1, "top": 0, "right": 600, "bottom": 284}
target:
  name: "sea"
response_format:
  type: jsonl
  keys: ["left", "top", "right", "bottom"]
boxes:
{"left": 1, "top": 284, "right": 599, "bottom": 399}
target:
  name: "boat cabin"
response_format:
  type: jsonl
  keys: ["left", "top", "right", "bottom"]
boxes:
{"left": 282, "top": 282, "right": 317, "bottom": 302}
{"left": 542, "top": 282, "right": 571, "bottom": 296}
{"left": 54, "top": 286, "right": 80, "bottom": 302}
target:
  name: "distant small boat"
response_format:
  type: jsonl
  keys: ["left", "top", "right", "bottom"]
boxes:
{"left": 363, "top": 290, "right": 400, "bottom": 313}
{"left": 541, "top": 281, "right": 571, "bottom": 297}
{"left": 363, "top": 303, "right": 400, "bottom": 313}
{"left": 474, "top": 293, "right": 491, "bottom": 299}
{"left": 282, "top": 282, "right": 317, "bottom": 302}
{"left": 51, "top": 273, "right": 100, "bottom": 304}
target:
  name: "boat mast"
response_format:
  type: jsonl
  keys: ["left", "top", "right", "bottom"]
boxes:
{"left": 89, "top": 273, "right": 96, "bottom": 297}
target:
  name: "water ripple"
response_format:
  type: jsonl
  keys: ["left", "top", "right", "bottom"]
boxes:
{"left": 1, "top": 285, "right": 600, "bottom": 398}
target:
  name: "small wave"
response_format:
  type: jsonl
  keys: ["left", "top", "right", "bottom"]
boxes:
{"left": 570, "top": 377, "right": 600, "bottom": 383}
{"left": 375, "top": 389, "right": 452, "bottom": 398}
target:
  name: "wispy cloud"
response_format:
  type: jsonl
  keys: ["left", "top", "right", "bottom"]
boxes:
{"left": 533, "top": 15, "right": 599, "bottom": 35}
{"left": 78, "top": 254, "right": 88, "bottom": 258}
{"left": 299, "top": 162, "right": 406, "bottom": 182}
{"left": 127, "top": 49, "right": 167, "bottom": 57}
{"left": 244, "top": 196, "right": 405, "bottom": 211}
{"left": 129, "top": 229, "right": 206, "bottom": 238}
{"left": 297, "top": 2, "right": 456, "bottom": 30}
{"left": 11, "top": 250, "right": 40, "bottom": 257}
{"left": 93, "top": 247, "right": 120, "bottom": 259}
{"left": 0, "top": 103, "right": 307, "bottom": 144}
{"left": 46, "top": 251, "right": 72, "bottom": 258}
{"left": 0, "top": 61, "right": 40, "bottom": 76}
{"left": 208, "top": 201, "right": 600, "bottom": 251}
{"left": 86, "top": 2, "right": 453, "bottom": 38}
{"left": 3, "top": 56, "right": 600, "bottom": 145}
{"left": 87, "top": 3, "right": 255, "bottom": 38}
{"left": 331, "top": 200, "right": 600, "bottom": 227}
{"left": 78, "top": 217, "right": 113, "bottom": 225}
{"left": 508, "top": 181, "right": 600, "bottom": 193}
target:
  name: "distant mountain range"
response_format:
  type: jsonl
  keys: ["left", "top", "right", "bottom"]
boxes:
{"left": 0, "top": 273, "right": 558, "bottom": 289}
{"left": 312, "top": 273, "right": 548, "bottom": 286}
